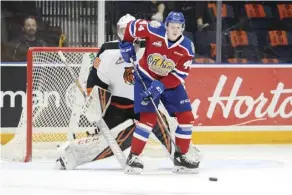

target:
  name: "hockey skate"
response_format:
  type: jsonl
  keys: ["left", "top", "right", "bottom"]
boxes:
{"left": 173, "top": 151, "right": 200, "bottom": 174}
{"left": 124, "top": 152, "right": 144, "bottom": 174}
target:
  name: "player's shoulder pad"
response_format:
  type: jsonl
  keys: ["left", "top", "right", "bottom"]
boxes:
{"left": 180, "top": 37, "right": 195, "bottom": 57}
{"left": 96, "top": 41, "right": 120, "bottom": 57}
{"left": 147, "top": 21, "right": 165, "bottom": 38}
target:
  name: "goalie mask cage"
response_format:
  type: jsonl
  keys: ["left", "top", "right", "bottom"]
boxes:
{"left": 1, "top": 47, "right": 175, "bottom": 162}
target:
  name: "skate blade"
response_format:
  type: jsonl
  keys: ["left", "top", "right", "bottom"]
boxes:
{"left": 124, "top": 165, "right": 143, "bottom": 175}
{"left": 172, "top": 166, "right": 199, "bottom": 174}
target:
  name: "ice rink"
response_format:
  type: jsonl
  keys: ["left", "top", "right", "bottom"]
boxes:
{"left": 1, "top": 145, "right": 292, "bottom": 195}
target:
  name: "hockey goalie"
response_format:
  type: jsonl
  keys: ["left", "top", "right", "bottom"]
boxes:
{"left": 55, "top": 14, "right": 202, "bottom": 171}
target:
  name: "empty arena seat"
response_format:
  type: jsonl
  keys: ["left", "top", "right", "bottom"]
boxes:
{"left": 244, "top": 3, "right": 279, "bottom": 29}
{"left": 228, "top": 30, "right": 260, "bottom": 61}
{"left": 261, "top": 58, "right": 280, "bottom": 63}
{"left": 277, "top": 4, "right": 292, "bottom": 30}
{"left": 266, "top": 30, "right": 292, "bottom": 61}
{"left": 194, "top": 57, "right": 215, "bottom": 64}
{"left": 277, "top": 4, "right": 292, "bottom": 21}
{"left": 208, "top": 3, "right": 236, "bottom": 29}
{"left": 268, "top": 30, "right": 291, "bottom": 47}
{"left": 226, "top": 58, "right": 249, "bottom": 63}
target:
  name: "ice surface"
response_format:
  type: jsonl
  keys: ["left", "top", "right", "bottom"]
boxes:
{"left": 1, "top": 145, "right": 292, "bottom": 195}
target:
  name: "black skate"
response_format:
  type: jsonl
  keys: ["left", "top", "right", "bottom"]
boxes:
{"left": 124, "top": 152, "right": 144, "bottom": 174}
{"left": 173, "top": 151, "right": 200, "bottom": 174}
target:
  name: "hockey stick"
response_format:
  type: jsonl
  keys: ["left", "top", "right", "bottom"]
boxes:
{"left": 130, "top": 59, "right": 181, "bottom": 153}
{"left": 57, "top": 51, "right": 129, "bottom": 170}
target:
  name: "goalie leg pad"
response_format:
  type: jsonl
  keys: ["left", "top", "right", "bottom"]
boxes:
{"left": 94, "top": 119, "right": 135, "bottom": 160}
{"left": 56, "top": 119, "right": 136, "bottom": 170}
{"left": 56, "top": 136, "right": 102, "bottom": 170}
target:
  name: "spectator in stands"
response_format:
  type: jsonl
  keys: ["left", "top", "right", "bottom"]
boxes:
{"left": 6, "top": 16, "right": 47, "bottom": 62}
{"left": 196, "top": 1, "right": 209, "bottom": 31}
{"left": 151, "top": 1, "right": 166, "bottom": 22}
{"left": 143, "top": 1, "right": 170, "bottom": 22}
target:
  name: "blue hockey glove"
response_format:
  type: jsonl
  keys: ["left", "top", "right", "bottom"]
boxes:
{"left": 118, "top": 41, "right": 137, "bottom": 63}
{"left": 141, "top": 80, "right": 165, "bottom": 103}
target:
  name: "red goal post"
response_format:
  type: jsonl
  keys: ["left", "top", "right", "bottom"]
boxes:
{"left": 25, "top": 47, "right": 99, "bottom": 162}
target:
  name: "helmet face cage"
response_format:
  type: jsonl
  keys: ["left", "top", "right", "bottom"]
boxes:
{"left": 117, "top": 14, "right": 136, "bottom": 40}
{"left": 117, "top": 24, "right": 126, "bottom": 40}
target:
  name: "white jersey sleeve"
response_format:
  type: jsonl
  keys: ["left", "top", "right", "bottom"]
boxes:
{"left": 96, "top": 52, "right": 110, "bottom": 85}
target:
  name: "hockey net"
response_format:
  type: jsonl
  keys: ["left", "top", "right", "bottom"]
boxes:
{"left": 1, "top": 47, "right": 176, "bottom": 162}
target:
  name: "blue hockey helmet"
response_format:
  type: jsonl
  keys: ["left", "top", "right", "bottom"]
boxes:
{"left": 165, "top": 12, "right": 185, "bottom": 27}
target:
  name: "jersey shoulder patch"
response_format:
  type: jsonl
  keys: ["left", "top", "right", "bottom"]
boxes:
{"left": 147, "top": 22, "right": 165, "bottom": 38}
{"left": 149, "top": 20, "right": 161, "bottom": 28}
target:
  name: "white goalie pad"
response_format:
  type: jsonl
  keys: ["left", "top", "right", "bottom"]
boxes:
{"left": 56, "top": 135, "right": 102, "bottom": 170}
{"left": 82, "top": 86, "right": 112, "bottom": 123}
{"left": 56, "top": 119, "right": 134, "bottom": 170}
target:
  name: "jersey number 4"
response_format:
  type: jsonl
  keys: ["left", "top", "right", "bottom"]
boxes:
{"left": 183, "top": 60, "right": 192, "bottom": 69}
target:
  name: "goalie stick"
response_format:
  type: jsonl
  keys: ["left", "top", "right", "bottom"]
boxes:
{"left": 57, "top": 51, "right": 131, "bottom": 170}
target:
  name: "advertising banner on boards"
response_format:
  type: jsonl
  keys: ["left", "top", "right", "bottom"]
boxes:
{"left": 1, "top": 64, "right": 291, "bottom": 144}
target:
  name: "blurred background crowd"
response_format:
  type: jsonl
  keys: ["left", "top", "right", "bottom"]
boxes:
{"left": 1, "top": 1, "right": 292, "bottom": 63}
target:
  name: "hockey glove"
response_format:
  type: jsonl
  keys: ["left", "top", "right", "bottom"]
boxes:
{"left": 141, "top": 80, "right": 165, "bottom": 103}
{"left": 118, "top": 41, "right": 137, "bottom": 63}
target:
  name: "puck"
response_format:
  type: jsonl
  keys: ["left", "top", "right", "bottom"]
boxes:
{"left": 209, "top": 177, "right": 218, "bottom": 182}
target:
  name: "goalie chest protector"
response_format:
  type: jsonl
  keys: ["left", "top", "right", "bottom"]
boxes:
{"left": 95, "top": 41, "right": 145, "bottom": 101}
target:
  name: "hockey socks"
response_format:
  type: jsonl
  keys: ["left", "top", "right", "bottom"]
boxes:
{"left": 131, "top": 123, "right": 152, "bottom": 155}
{"left": 175, "top": 125, "right": 192, "bottom": 154}
{"left": 175, "top": 111, "right": 195, "bottom": 154}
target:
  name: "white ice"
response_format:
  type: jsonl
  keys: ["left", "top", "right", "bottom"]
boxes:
{"left": 1, "top": 145, "right": 292, "bottom": 195}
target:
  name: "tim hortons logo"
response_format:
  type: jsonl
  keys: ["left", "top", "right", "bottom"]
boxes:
{"left": 191, "top": 75, "right": 292, "bottom": 120}
{"left": 0, "top": 90, "right": 60, "bottom": 108}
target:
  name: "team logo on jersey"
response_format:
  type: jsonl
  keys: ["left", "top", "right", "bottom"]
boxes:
{"left": 147, "top": 53, "right": 176, "bottom": 76}
{"left": 93, "top": 57, "right": 101, "bottom": 68}
{"left": 152, "top": 40, "right": 162, "bottom": 47}
{"left": 123, "top": 67, "right": 135, "bottom": 85}
{"left": 149, "top": 20, "right": 161, "bottom": 28}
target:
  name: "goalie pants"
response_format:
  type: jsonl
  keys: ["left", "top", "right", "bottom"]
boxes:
{"left": 92, "top": 103, "right": 173, "bottom": 161}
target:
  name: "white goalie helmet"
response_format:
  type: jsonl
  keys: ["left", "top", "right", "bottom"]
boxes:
{"left": 117, "top": 14, "right": 136, "bottom": 40}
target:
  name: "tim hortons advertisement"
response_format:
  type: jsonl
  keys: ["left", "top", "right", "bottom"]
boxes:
{"left": 184, "top": 66, "right": 292, "bottom": 144}
{"left": 185, "top": 67, "right": 292, "bottom": 127}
